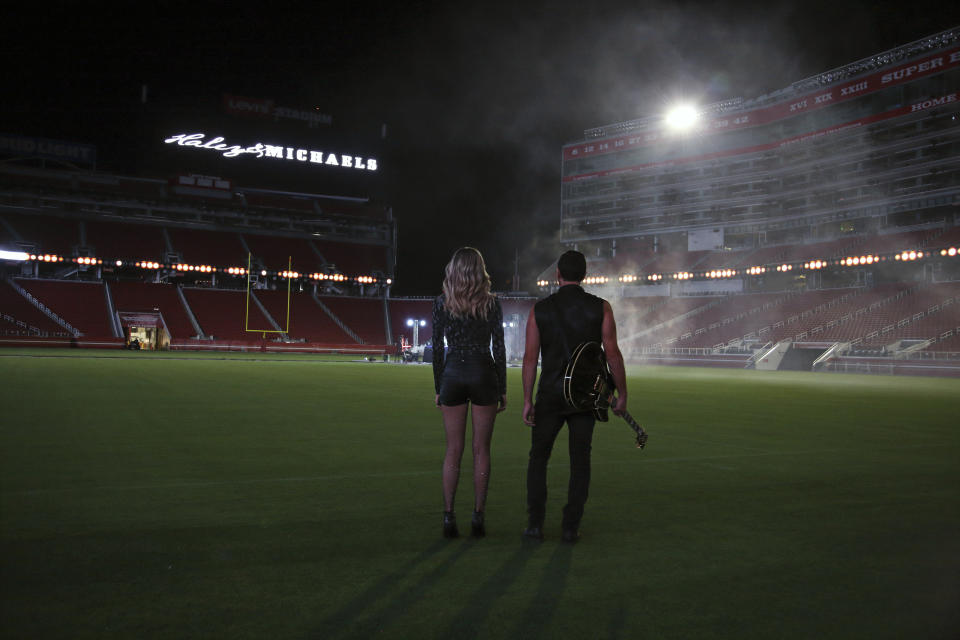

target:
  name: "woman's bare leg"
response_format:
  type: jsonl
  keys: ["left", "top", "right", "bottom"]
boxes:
{"left": 441, "top": 403, "right": 469, "bottom": 512}
{"left": 470, "top": 403, "right": 498, "bottom": 512}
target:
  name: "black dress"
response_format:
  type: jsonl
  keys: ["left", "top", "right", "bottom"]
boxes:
{"left": 432, "top": 295, "right": 506, "bottom": 406}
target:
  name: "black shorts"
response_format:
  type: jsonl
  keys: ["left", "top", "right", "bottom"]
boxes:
{"left": 438, "top": 352, "right": 499, "bottom": 406}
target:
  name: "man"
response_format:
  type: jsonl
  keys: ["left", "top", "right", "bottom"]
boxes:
{"left": 521, "top": 250, "right": 628, "bottom": 543}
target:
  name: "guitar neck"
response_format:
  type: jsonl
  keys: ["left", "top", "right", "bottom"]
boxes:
{"left": 621, "top": 410, "right": 641, "bottom": 433}
{"left": 603, "top": 392, "right": 648, "bottom": 448}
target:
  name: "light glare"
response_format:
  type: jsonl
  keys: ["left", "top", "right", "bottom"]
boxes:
{"left": 0, "top": 249, "right": 29, "bottom": 261}
{"left": 665, "top": 104, "right": 699, "bottom": 131}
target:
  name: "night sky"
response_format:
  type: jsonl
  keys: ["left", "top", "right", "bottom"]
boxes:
{"left": 6, "top": 1, "right": 960, "bottom": 294}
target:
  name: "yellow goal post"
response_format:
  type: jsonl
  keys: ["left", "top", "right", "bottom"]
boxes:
{"left": 245, "top": 253, "right": 292, "bottom": 338}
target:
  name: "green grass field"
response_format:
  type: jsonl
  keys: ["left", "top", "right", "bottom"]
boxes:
{"left": 1, "top": 350, "right": 958, "bottom": 639}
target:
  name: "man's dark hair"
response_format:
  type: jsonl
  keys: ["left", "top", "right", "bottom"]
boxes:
{"left": 557, "top": 250, "right": 587, "bottom": 282}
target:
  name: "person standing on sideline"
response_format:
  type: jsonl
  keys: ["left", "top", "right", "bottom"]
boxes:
{"left": 433, "top": 247, "right": 507, "bottom": 538}
{"left": 521, "top": 250, "right": 628, "bottom": 543}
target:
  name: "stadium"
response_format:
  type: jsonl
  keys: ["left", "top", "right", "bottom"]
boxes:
{"left": 5, "top": 31, "right": 960, "bottom": 374}
{"left": 550, "top": 26, "right": 960, "bottom": 376}
{"left": 1, "top": 19, "right": 958, "bottom": 640}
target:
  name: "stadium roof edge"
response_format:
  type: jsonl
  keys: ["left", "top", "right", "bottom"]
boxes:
{"left": 574, "top": 26, "right": 960, "bottom": 144}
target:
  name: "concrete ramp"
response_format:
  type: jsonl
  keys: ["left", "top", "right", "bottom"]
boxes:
{"left": 754, "top": 341, "right": 791, "bottom": 370}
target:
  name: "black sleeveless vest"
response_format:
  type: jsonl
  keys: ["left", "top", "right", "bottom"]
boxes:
{"left": 533, "top": 284, "right": 605, "bottom": 408}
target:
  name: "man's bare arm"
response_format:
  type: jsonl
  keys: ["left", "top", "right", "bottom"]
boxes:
{"left": 521, "top": 311, "right": 540, "bottom": 426}
{"left": 601, "top": 301, "right": 628, "bottom": 415}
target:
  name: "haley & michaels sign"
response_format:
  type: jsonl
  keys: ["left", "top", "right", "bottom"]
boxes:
{"left": 164, "top": 133, "right": 378, "bottom": 171}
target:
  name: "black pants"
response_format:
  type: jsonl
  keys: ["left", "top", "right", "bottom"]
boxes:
{"left": 526, "top": 403, "right": 595, "bottom": 530}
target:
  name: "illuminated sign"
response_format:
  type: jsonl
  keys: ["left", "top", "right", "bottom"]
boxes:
{"left": 163, "top": 133, "right": 378, "bottom": 171}
{"left": 223, "top": 94, "right": 333, "bottom": 127}
{"left": 0, "top": 134, "right": 96, "bottom": 166}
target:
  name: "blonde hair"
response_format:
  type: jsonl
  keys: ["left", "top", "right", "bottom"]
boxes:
{"left": 442, "top": 247, "right": 495, "bottom": 319}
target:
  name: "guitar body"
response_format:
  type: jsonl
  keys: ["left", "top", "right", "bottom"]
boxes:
{"left": 563, "top": 342, "right": 648, "bottom": 449}
{"left": 563, "top": 341, "right": 612, "bottom": 421}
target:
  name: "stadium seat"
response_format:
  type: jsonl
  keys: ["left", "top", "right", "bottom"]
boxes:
{"left": 15, "top": 279, "right": 115, "bottom": 337}
{"left": 182, "top": 288, "right": 275, "bottom": 341}
{"left": 0, "top": 280, "right": 69, "bottom": 335}
{"left": 319, "top": 296, "right": 387, "bottom": 344}
{"left": 254, "top": 289, "right": 355, "bottom": 343}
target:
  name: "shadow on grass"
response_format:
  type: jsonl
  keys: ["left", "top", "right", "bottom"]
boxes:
{"left": 316, "top": 538, "right": 465, "bottom": 639}
{"left": 511, "top": 543, "right": 574, "bottom": 639}
{"left": 606, "top": 601, "right": 628, "bottom": 639}
{"left": 441, "top": 539, "right": 542, "bottom": 638}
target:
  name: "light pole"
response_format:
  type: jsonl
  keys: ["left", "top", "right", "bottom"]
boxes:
{"left": 502, "top": 320, "right": 517, "bottom": 360}
{"left": 406, "top": 318, "right": 426, "bottom": 348}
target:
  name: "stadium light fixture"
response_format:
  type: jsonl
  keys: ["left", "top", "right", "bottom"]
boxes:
{"left": 406, "top": 318, "right": 426, "bottom": 348}
{"left": 30, "top": 254, "right": 63, "bottom": 263}
{"left": 0, "top": 249, "right": 29, "bottom": 261}
{"left": 664, "top": 104, "right": 700, "bottom": 131}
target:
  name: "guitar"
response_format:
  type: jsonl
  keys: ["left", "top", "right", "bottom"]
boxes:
{"left": 563, "top": 341, "right": 649, "bottom": 449}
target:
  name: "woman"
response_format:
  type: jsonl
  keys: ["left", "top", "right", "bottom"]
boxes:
{"left": 432, "top": 247, "right": 507, "bottom": 538}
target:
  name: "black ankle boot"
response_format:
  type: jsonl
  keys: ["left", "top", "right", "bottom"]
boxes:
{"left": 442, "top": 511, "right": 459, "bottom": 538}
{"left": 471, "top": 511, "right": 485, "bottom": 537}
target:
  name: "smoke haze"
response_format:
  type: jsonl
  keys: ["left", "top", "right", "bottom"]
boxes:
{"left": 6, "top": 1, "right": 959, "bottom": 295}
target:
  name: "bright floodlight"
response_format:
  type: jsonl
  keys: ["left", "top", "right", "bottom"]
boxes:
{"left": 406, "top": 319, "right": 414, "bottom": 327}
{"left": 0, "top": 249, "right": 29, "bottom": 261}
{"left": 419, "top": 320, "right": 426, "bottom": 327}
{"left": 665, "top": 104, "right": 699, "bottom": 131}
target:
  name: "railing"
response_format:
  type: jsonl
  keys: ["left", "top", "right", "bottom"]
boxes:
{"left": 2, "top": 313, "right": 41, "bottom": 336}
{"left": 745, "top": 341, "right": 774, "bottom": 366}
{"left": 636, "top": 346, "right": 736, "bottom": 356}
{"left": 823, "top": 361, "right": 896, "bottom": 375}
{"left": 912, "top": 350, "right": 960, "bottom": 360}
{"left": 812, "top": 342, "right": 850, "bottom": 370}
{"left": 4, "top": 278, "right": 81, "bottom": 337}
{"left": 795, "top": 286, "right": 923, "bottom": 343}
{"left": 312, "top": 291, "right": 363, "bottom": 344}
